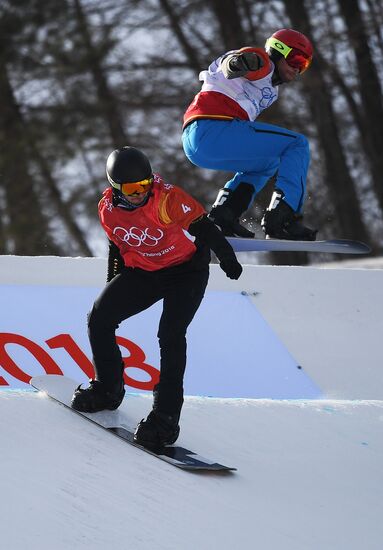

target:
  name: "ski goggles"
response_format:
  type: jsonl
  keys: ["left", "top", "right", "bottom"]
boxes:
{"left": 111, "top": 176, "right": 154, "bottom": 196}
{"left": 266, "top": 37, "right": 312, "bottom": 73}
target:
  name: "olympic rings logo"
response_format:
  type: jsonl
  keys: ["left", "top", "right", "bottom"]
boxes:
{"left": 113, "top": 226, "right": 164, "bottom": 247}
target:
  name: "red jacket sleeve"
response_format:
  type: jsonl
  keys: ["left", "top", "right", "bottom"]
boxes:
{"left": 159, "top": 186, "right": 206, "bottom": 229}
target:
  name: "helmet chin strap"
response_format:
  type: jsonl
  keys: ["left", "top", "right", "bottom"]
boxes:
{"left": 272, "top": 69, "right": 283, "bottom": 86}
{"left": 268, "top": 53, "right": 283, "bottom": 86}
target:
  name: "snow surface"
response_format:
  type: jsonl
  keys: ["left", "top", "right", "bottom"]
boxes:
{"left": 1, "top": 255, "right": 383, "bottom": 549}
{"left": 2, "top": 390, "right": 383, "bottom": 550}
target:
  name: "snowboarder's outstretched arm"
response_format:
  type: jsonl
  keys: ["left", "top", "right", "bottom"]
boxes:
{"left": 188, "top": 215, "right": 242, "bottom": 280}
{"left": 221, "top": 47, "right": 271, "bottom": 81}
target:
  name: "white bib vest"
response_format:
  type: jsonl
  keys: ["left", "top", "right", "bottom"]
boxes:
{"left": 199, "top": 52, "right": 279, "bottom": 121}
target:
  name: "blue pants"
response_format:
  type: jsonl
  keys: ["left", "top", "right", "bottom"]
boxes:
{"left": 182, "top": 119, "right": 310, "bottom": 212}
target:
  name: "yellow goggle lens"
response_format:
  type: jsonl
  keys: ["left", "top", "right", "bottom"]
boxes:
{"left": 111, "top": 177, "right": 153, "bottom": 196}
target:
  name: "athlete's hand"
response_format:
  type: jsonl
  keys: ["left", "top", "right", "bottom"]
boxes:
{"left": 240, "top": 52, "right": 263, "bottom": 71}
{"left": 220, "top": 258, "right": 243, "bottom": 280}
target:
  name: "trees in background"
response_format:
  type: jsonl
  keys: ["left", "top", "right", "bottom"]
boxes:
{"left": 1, "top": 0, "right": 382, "bottom": 263}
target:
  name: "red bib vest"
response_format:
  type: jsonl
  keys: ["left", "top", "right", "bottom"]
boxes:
{"left": 98, "top": 175, "right": 206, "bottom": 271}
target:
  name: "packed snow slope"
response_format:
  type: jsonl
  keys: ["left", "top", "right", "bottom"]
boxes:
{"left": 2, "top": 390, "right": 382, "bottom": 550}
{"left": 1, "top": 255, "right": 383, "bottom": 549}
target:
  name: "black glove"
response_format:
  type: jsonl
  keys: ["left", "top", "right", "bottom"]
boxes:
{"left": 222, "top": 52, "right": 263, "bottom": 79}
{"left": 188, "top": 216, "right": 243, "bottom": 280}
{"left": 219, "top": 258, "right": 243, "bottom": 280}
{"left": 240, "top": 52, "right": 263, "bottom": 71}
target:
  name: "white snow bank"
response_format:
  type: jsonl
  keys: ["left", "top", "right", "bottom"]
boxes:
{"left": 1, "top": 389, "right": 382, "bottom": 550}
{"left": 1, "top": 254, "right": 382, "bottom": 550}
{"left": 1, "top": 255, "right": 382, "bottom": 398}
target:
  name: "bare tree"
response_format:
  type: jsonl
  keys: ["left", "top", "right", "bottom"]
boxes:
{"left": 337, "top": 0, "right": 383, "bottom": 211}
{"left": 72, "top": 0, "right": 129, "bottom": 147}
{"left": 284, "top": 0, "right": 370, "bottom": 244}
{"left": 0, "top": 0, "right": 381, "bottom": 260}
{"left": 158, "top": 0, "right": 203, "bottom": 71}
{"left": 209, "top": 0, "right": 249, "bottom": 49}
{"left": 0, "top": 63, "right": 62, "bottom": 255}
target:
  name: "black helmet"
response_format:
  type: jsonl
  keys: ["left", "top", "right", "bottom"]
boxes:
{"left": 106, "top": 146, "right": 152, "bottom": 187}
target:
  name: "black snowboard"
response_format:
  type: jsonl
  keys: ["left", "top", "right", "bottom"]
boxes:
{"left": 30, "top": 375, "right": 236, "bottom": 472}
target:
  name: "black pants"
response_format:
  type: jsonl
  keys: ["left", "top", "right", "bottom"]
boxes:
{"left": 87, "top": 262, "right": 209, "bottom": 417}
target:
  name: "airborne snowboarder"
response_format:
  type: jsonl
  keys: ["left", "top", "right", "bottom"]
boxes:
{"left": 182, "top": 28, "right": 317, "bottom": 241}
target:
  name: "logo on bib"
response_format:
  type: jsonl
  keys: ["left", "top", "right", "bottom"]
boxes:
{"left": 113, "top": 226, "right": 164, "bottom": 247}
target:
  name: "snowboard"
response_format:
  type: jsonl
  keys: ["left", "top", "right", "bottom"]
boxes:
{"left": 227, "top": 237, "right": 371, "bottom": 254}
{"left": 30, "top": 375, "right": 236, "bottom": 472}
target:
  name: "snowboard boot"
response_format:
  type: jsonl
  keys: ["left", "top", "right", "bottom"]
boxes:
{"left": 134, "top": 410, "right": 180, "bottom": 450}
{"left": 261, "top": 191, "right": 317, "bottom": 241}
{"left": 208, "top": 183, "right": 255, "bottom": 238}
{"left": 71, "top": 379, "right": 125, "bottom": 413}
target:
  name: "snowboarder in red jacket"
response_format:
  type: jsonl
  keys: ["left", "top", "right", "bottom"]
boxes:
{"left": 71, "top": 146, "right": 242, "bottom": 450}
